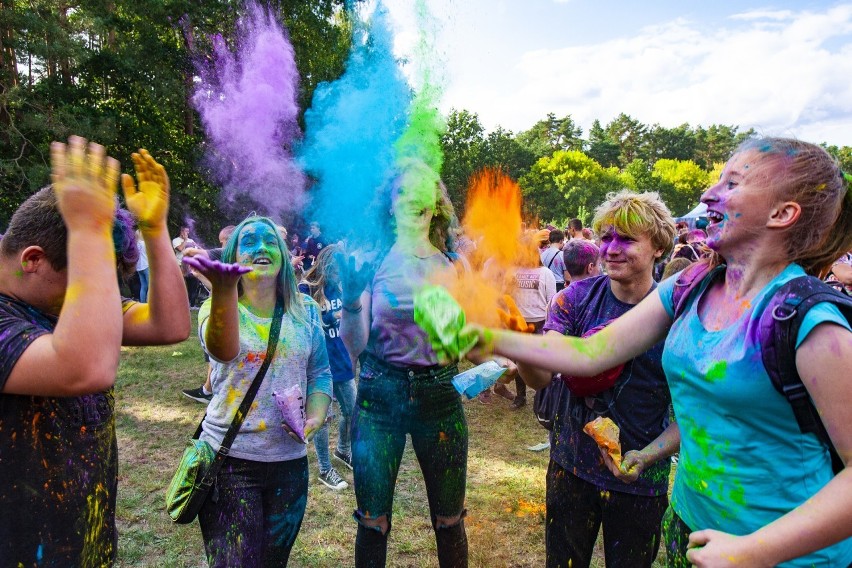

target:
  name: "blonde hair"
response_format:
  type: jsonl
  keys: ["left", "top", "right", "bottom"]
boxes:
{"left": 301, "top": 244, "right": 341, "bottom": 307}
{"left": 591, "top": 190, "right": 677, "bottom": 261}
{"left": 736, "top": 138, "right": 852, "bottom": 276}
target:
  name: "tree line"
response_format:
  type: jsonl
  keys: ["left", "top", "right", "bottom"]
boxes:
{"left": 2, "top": 2, "right": 851, "bottom": 236}
{"left": 441, "top": 110, "right": 852, "bottom": 222}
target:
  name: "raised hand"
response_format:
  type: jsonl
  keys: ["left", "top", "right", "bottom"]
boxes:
{"left": 121, "top": 149, "right": 170, "bottom": 233}
{"left": 182, "top": 255, "right": 251, "bottom": 291}
{"left": 497, "top": 295, "right": 535, "bottom": 333}
{"left": 336, "top": 251, "right": 375, "bottom": 306}
{"left": 50, "top": 136, "right": 120, "bottom": 232}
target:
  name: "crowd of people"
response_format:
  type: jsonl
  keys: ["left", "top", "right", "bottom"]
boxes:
{"left": 0, "top": 134, "right": 850, "bottom": 568}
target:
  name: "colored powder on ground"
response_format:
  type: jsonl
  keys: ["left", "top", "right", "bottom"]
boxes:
{"left": 192, "top": 1, "right": 305, "bottom": 218}
{"left": 299, "top": 3, "right": 410, "bottom": 251}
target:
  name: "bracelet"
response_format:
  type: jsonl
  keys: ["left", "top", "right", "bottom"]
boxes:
{"left": 342, "top": 303, "right": 363, "bottom": 314}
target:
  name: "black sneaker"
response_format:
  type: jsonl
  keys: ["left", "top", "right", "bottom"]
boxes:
{"left": 333, "top": 449, "right": 353, "bottom": 470}
{"left": 182, "top": 386, "right": 212, "bottom": 403}
{"left": 318, "top": 468, "right": 348, "bottom": 490}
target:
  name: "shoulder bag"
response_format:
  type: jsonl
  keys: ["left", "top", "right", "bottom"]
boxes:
{"left": 165, "top": 298, "right": 284, "bottom": 523}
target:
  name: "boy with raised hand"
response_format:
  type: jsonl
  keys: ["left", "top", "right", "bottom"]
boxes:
{"left": 0, "top": 136, "right": 190, "bottom": 566}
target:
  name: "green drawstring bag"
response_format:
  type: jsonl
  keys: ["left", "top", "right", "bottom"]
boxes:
{"left": 414, "top": 285, "right": 478, "bottom": 361}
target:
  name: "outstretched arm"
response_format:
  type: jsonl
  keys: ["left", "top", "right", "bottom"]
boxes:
{"left": 469, "top": 290, "right": 672, "bottom": 378}
{"left": 686, "top": 322, "right": 852, "bottom": 568}
{"left": 3, "top": 137, "right": 123, "bottom": 396}
{"left": 120, "top": 150, "right": 191, "bottom": 345}
{"left": 185, "top": 256, "right": 251, "bottom": 362}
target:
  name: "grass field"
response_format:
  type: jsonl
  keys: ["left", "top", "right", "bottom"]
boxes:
{"left": 114, "top": 314, "right": 669, "bottom": 567}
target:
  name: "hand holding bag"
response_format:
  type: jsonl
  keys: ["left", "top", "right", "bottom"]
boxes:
{"left": 165, "top": 299, "right": 284, "bottom": 524}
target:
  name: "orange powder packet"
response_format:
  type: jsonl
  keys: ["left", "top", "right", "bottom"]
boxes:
{"left": 583, "top": 416, "right": 622, "bottom": 468}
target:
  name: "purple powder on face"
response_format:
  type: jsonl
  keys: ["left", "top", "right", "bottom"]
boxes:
{"left": 193, "top": 2, "right": 305, "bottom": 218}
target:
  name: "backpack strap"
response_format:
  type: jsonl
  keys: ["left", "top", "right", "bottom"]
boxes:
{"left": 671, "top": 259, "right": 715, "bottom": 320}
{"left": 546, "top": 249, "right": 558, "bottom": 269}
{"left": 759, "top": 276, "right": 852, "bottom": 474}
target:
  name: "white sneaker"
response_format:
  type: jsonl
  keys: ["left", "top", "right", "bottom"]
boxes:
{"left": 318, "top": 468, "right": 348, "bottom": 490}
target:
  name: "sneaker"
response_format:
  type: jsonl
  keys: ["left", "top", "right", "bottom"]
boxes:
{"left": 318, "top": 468, "right": 348, "bottom": 490}
{"left": 333, "top": 449, "right": 353, "bottom": 470}
{"left": 182, "top": 386, "right": 212, "bottom": 403}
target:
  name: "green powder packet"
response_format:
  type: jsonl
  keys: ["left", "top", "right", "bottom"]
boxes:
{"left": 414, "top": 285, "right": 478, "bottom": 361}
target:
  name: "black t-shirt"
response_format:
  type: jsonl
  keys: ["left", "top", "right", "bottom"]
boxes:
{"left": 544, "top": 275, "right": 671, "bottom": 496}
{"left": 302, "top": 234, "right": 324, "bottom": 269}
{"left": 0, "top": 294, "right": 118, "bottom": 566}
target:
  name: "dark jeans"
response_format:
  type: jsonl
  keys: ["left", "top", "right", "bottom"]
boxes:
{"left": 661, "top": 506, "right": 692, "bottom": 568}
{"left": 198, "top": 456, "right": 308, "bottom": 568}
{"left": 352, "top": 354, "right": 468, "bottom": 568}
{"left": 545, "top": 460, "right": 667, "bottom": 568}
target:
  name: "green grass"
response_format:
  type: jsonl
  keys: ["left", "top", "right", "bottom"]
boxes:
{"left": 114, "top": 314, "right": 669, "bottom": 567}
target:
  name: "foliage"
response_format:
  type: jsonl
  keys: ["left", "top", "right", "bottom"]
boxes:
{"left": 515, "top": 112, "right": 583, "bottom": 161}
{"left": 519, "top": 150, "right": 623, "bottom": 223}
{"left": 0, "top": 0, "right": 353, "bottom": 240}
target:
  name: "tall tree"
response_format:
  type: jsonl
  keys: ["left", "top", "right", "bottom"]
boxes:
{"left": 519, "top": 150, "right": 622, "bottom": 224}
{"left": 516, "top": 112, "right": 583, "bottom": 161}
{"left": 440, "top": 108, "right": 486, "bottom": 214}
{"left": 586, "top": 118, "right": 620, "bottom": 168}
{"left": 605, "top": 113, "right": 647, "bottom": 167}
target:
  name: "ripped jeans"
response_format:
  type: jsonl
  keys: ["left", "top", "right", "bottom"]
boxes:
{"left": 352, "top": 354, "right": 468, "bottom": 567}
{"left": 198, "top": 456, "right": 308, "bottom": 568}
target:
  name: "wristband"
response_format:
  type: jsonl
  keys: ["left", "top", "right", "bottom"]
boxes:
{"left": 342, "top": 303, "right": 363, "bottom": 314}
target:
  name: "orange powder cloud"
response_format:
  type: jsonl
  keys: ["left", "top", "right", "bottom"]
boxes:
{"left": 431, "top": 168, "right": 539, "bottom": 327}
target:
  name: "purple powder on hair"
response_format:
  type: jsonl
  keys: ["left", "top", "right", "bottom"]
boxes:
{"left": 193, "top": 2, "right": 305, "bottom": 218}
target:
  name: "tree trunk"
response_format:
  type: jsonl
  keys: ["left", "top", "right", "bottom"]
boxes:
{"left": 178, "top": 19, "right": 195, "bottom": 137}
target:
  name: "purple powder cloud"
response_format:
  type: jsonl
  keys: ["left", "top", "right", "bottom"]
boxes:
{"left": 193, "top": 2, "right": 305, "bottom": 218}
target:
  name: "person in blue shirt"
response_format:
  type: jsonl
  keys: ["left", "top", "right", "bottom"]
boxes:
{"left": 299, "top": 244, "right": 356, "bottom": 491}
{"left": 468, "top": 137, "right": 852, "bottom": 568}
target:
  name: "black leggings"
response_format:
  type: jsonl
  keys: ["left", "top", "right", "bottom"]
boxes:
{"left": 545, "top": 460, "right": 667, "bottom": 568}
{"left": 352, "top": 355, "right": 468, "bottom": 567}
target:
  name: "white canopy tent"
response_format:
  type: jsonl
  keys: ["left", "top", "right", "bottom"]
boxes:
{"left": 676, "top": 202, "right": 707, "bottom": 221}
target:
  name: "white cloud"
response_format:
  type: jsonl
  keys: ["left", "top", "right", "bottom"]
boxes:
{"left": 441, "top": 4, "right": 852, "bottom": 146}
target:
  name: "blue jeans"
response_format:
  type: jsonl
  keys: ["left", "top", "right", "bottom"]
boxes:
{"left": 198, "top": 456, "right": 308, "bottom": 568}
{"left": 352, "top": 354, "right": 468, "bottom": 567}
{"left": 137, "top": 267, "right": 149, "bottom": 303}
{"left": 313, "top": 379, "right": 357, "bottom": 473}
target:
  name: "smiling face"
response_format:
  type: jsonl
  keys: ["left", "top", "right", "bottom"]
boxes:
{"left": 701, "top": 150, "right": 777, "bottom": 258}
{"left": 236, "top": 221, "right": 284, "bottom": 278}
{"left": 392, "top": 174, "right": 438, "bottom": 242}
{"left": 598, "top": 227, "right": 662, "bottom": 284}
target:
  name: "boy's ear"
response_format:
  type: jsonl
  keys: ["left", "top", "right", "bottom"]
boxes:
{"left": 20, "top": 246, "right": 49, "bottom": 274}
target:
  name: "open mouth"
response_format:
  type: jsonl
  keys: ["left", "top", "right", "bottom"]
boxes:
{"left": 706, "top": 210, "right": 724, "bottom": 224}
{"left": 253, "top": 258, "right": 272, "bottom": 266}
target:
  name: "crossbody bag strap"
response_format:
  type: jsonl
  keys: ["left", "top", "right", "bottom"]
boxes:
{"left": 198, "top": 298, "right": 285, "bottom": 484}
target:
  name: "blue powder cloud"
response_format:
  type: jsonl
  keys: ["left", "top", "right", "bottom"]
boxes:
{"left": 298, "top": 4, "right": 412, "bottom": 250}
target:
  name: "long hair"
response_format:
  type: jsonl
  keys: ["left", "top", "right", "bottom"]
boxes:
{"left": 301, "top": 244, "right": 341, "bottom": 308}
{"left": 734, "top": 137, "right": 852, "bottom": 276}
{"left": 389, "top": 159, "right": 458, "bottom": 254}
{"left": 221, "top": 216, "right": 307, "bottom": 322}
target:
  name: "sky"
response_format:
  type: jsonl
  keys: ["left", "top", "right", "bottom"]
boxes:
{"left": 380, "top": 0, "right": 852, "bottom": 147}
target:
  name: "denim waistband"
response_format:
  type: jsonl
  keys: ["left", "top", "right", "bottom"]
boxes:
{"left": 360, "top": 352, "right": 458, "bottom": 381}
